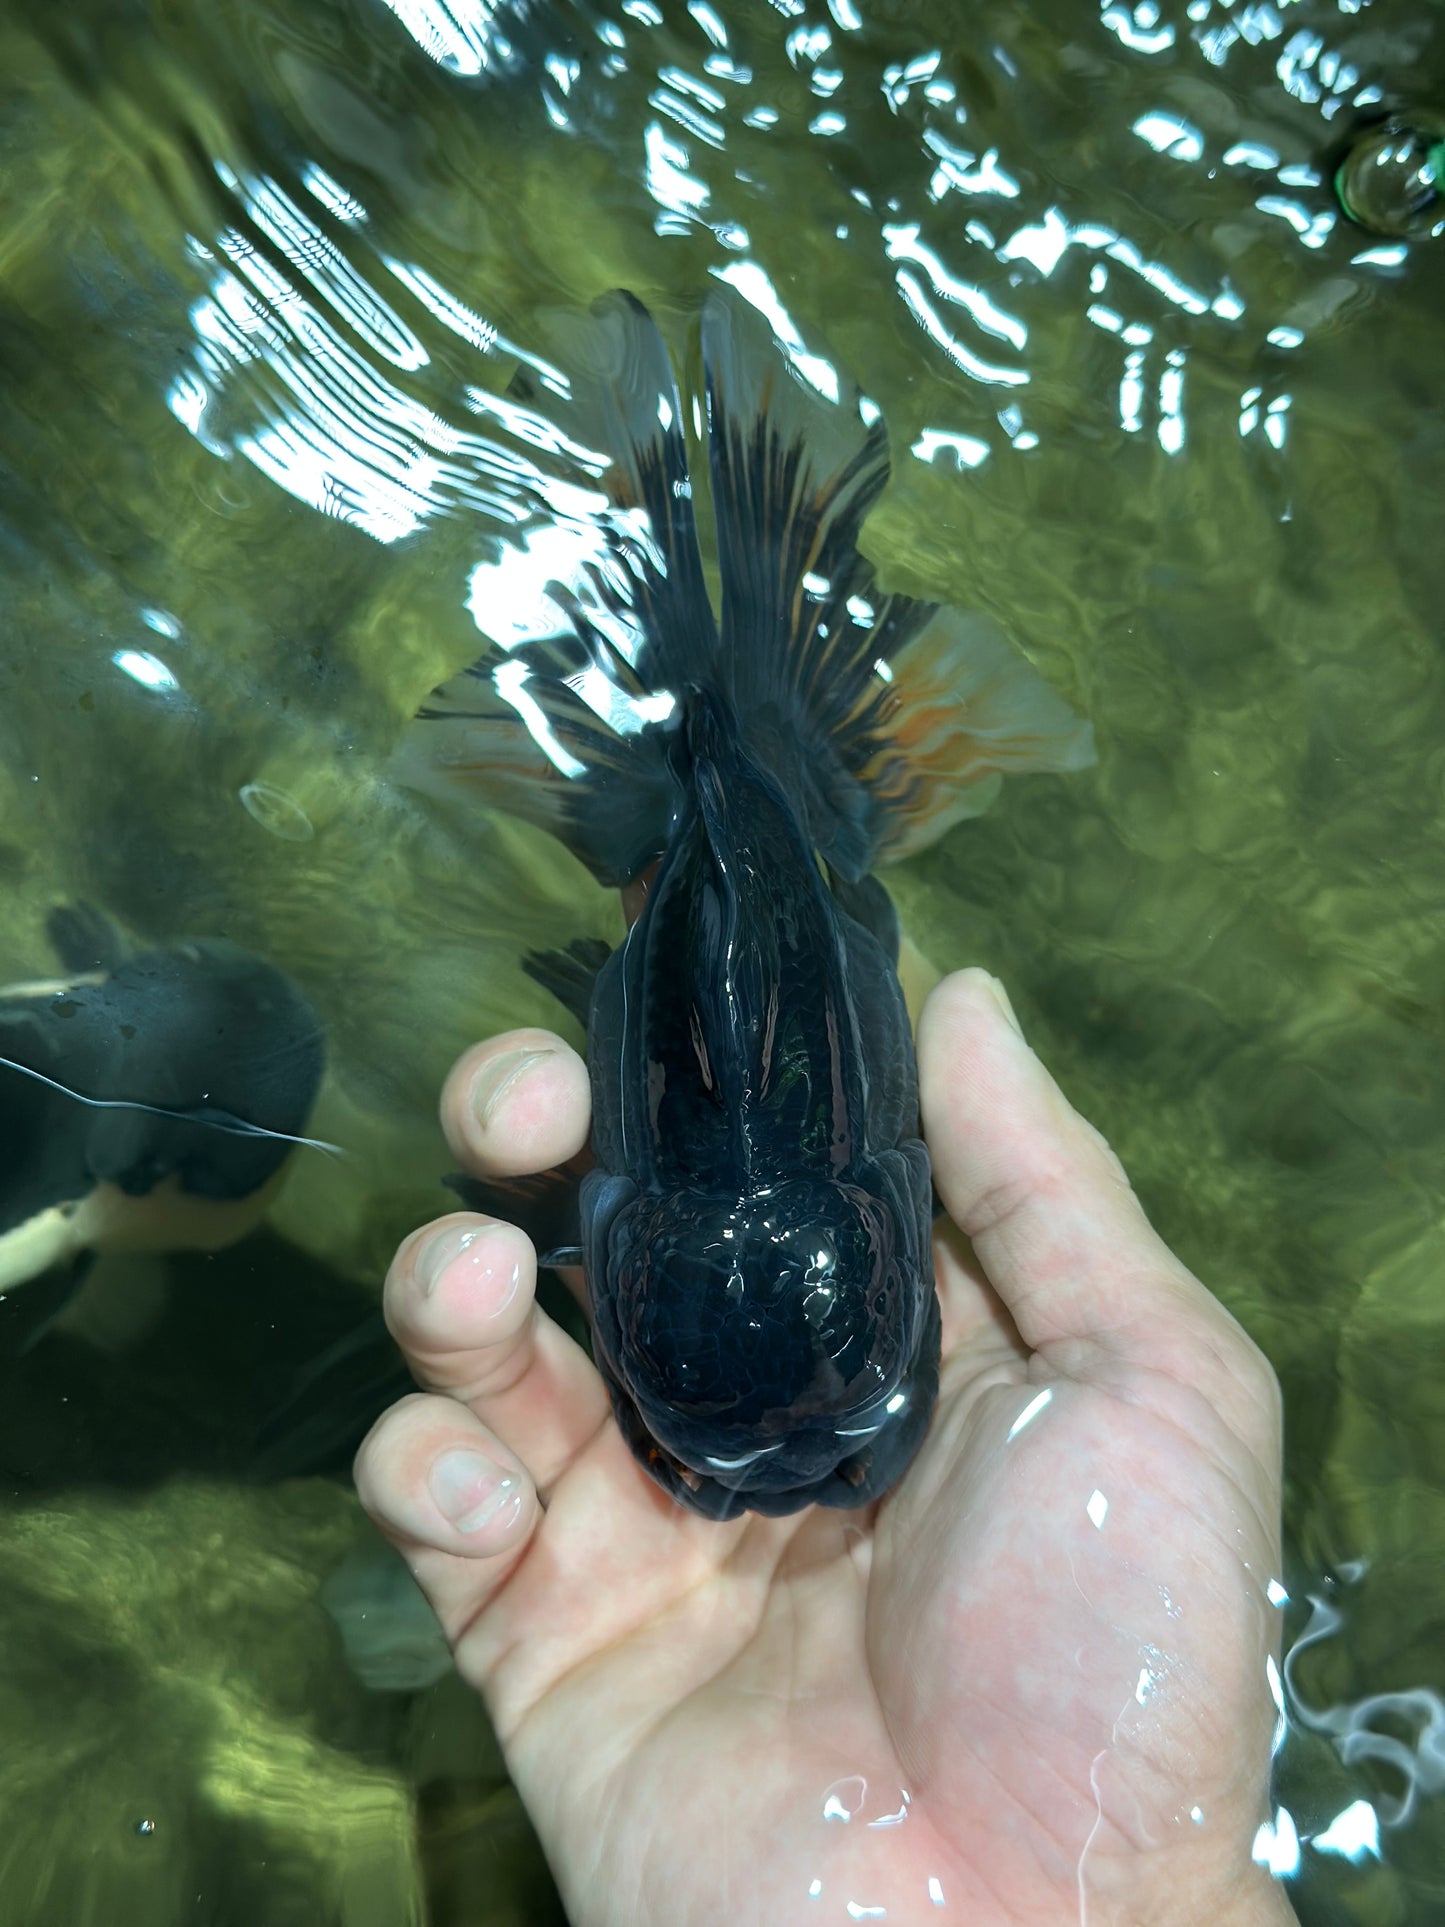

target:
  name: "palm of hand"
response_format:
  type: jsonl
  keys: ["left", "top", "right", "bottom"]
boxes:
{"left": 457, "top": 1310, "right": 1272, "bottom": 1924}
{"left": 359, "top": 975, "right": 1286, "bottom": 1927}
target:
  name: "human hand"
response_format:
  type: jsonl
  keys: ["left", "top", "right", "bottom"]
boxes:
{"left": 356, "top": 970, "right": 1294, "bottom": 1927}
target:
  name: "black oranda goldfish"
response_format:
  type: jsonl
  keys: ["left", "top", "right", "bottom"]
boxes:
{"left": 407, "top": 287, "right": 1093, "bottom": 1518}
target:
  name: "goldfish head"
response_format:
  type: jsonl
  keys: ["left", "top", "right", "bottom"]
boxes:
{"left": 589, "top": 1173, "right": 938, "bottom": 1515}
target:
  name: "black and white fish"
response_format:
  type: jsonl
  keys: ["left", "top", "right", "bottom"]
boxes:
{"left": 0, "top": 905, "right": 324, "bottom": 1349}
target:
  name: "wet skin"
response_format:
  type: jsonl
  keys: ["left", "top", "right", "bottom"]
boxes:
{"left": 358, "top": 974, "right": 1295, "bottom": 1927}
{"left": 583, "top": 694, "right": 939, "bottom": 1517}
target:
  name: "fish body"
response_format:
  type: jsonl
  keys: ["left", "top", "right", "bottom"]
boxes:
{"left": 0, "top": 908, "right": 325, "bottom": 1315}
{"left": 407, "top": 288, "right": 1093, "bottom": 1515}
{"left": 581, "top": 688, "right": 938, "bottom": 1514}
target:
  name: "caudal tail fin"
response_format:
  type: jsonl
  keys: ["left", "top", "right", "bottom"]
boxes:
{"left": 393, "top": 290, "right": 717, "bottom": 888}
{"left": 397, "top": 286, "right": 1092, "bottom": 886}
{"left": 700, "top": 289, "right": 1094, "bottom": 878}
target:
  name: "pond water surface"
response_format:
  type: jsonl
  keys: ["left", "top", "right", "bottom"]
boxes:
{"left": 0, "top": 0, "right": 1442, "bottom": 1922}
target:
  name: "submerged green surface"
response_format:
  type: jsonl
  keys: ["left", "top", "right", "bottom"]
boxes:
{"left": 0, "top": 0, "right": 1442, "bottom": 1919}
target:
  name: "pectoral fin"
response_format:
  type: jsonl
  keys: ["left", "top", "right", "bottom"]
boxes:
{"left": 521, "top": 936, "right": 613, "bottom": 1029}
{"left": 444, "top": 1156, "right": 588, "bottom": 1258}
{"left": 46, "top": 903, "right": 125, "bottom": 974}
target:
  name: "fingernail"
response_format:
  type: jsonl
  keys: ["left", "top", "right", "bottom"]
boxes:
{"left": 429, "top": 1449, "right": 521, "bottom": 1535}
{"left": 470, "top": 1047, "right": 552, "bottom": 1129}
{"left": 416, "top": 1223, "right": 481, "bottom": 1295}
{"left": 984, "top": 974, "right": 1025, "bottom": 1038}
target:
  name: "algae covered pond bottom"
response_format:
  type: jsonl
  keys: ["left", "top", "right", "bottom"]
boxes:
{"left": 1, "top": 0, "right": 1443, "bottom": 1921}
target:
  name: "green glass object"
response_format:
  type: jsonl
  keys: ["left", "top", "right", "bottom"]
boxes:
{"left": 1334, "top": 114, "right": 1445, "bottom": 239}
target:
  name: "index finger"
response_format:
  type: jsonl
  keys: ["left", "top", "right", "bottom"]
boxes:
{"left": 917, "top": 971, "right": 1270, "bottom": 1402}
{"left": 440, "top": 1028, "right": 592, "bottom": 1178}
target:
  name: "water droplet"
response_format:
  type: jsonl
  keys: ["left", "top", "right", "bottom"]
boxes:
{"left": 1334, "top": 115, "right": 1445, "bottom": 239}
{"left": 867, "top": 1789, "right": 911, "bottom": 1828}
{"left": 821, "top": 1775, "right": 866, "bottom": 1823}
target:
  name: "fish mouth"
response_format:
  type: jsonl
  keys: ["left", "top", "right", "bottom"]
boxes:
{"left": 600, "top": 1290, "right": 942, "bottom": 1521}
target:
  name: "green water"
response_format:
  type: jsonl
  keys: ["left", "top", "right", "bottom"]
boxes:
{"left": 1, "top": 0, "right": 1442, "bottom": 1919}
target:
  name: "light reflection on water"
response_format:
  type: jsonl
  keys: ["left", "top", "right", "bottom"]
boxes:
{"left": 0, "top": 0, "right": 1443, "bottom": 1921}
{"left": 164, "top": 0, "right": 1421, "bottom": 532}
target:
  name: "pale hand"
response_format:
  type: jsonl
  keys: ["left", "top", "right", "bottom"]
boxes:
{"left": 356, "top": 971, "right": 1295, "bottom": 1927}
